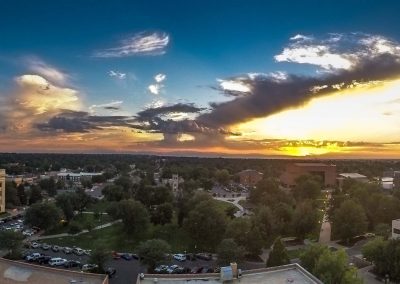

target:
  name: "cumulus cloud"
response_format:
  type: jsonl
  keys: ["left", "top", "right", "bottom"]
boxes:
{"left": 148, "top": 73, "right": 167, "bottom": 95}
{"left": 108, "top": 70, "right": 126, "bottom": 79}
{"left": 93, "top": 32, "right": 169, "bottom": 58}
{"left": 275, "top": 33, "right": 400, "bottom": 71}
{"left": 0, "top": 74, "right": 82, "bottom": 134}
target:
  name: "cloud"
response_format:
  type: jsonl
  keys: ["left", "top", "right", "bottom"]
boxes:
{"left": 89, "top": 101, "right": 123, "bottom": 113}
{"left": 275, "top": 33, "right": 400, "bottom": 71}
{"left": 93, "top": 32, "right": 169, "bottom": 58}
{"left": 27, "top": 57, "right": 69, "bottom": 84}
{"left": 108, "top": 70, "right": 126, "bottom": 79}
{"left": 199, "top": 34, "right": 400, "bottom": 129}
{"left": 148, "top": 73, "right": 167, "bottom": 95}
{"left": 36, "top": 110, "right": 135, "bottom": 133}
{"left": 154, "top": 73, "right": 166, "bottom": 83}
{"left": 217, "top": 78, "right": 252, "bottom": 96}
{"left": 0, "top": 74, "right": 82, "bottom": 135}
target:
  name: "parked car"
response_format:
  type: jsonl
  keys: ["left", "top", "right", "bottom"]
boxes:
{"left": 106, "top": 267, "right": 117, "bottom": 278}
{"left": 201, "top": 267, "right": 214, "bottom": 273}
{"left": 83, "top": 249, "right": 91, "bottom": 256}
{"left": 41, "top": 243, "right": 50, "bottom": 250}
{"left": 23, "top": 230, "right": 34, "bottom": 237}
{"left": 185, "top": 253, "right": 196, "bottom": 261}
{"left": 49, "top": 258, "right": 67, "bottom": 266}
{"left": 73, "top": 247, "right": 84, "bottom": 256}
{"left": 37, "top": 255, "right": 52, "bottom": 265}
{"left": 195, "top": 253, "right": 212, "bottom": 261}
{"left": 30, "top": 242, "right": 40, "bottom": 249}
{"left": 25, "top": 253, "right": 42, "bottom": 262}
{"left": 81, "top": 264, "right": 98, "bottom": 271}
{"left": 173, "top": 254, "right": 186, "bottom": 262}
{"left": 64, "top": 260, "right": 82, "bottom": 268}
{"left": 154, "top": 265, "right": 169, "bottom": 274}
{"left": 63, "top": 247, "right": 72, "bottom": 254}
{"left": 167, "top": 265, "right": 182, "bottom": 274}
{"left": 191, "top": 266, "right": 203, "bottom": 274}
{"left": 51, "top": 245, "right": 60, "bottom": 252}
{"left": 120, "top": 253, "right": 133, "bottom": 260}
{"left": 111, "top": 251, "right": 121, "bottom": 259}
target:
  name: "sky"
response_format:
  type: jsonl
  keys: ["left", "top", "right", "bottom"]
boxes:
{"left": 1, "top": 0, "right": 400, "bottom": 158}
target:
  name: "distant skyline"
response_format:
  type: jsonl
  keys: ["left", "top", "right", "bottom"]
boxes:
{"left": 1, "top": 0, "right": 400, "bottom": 157}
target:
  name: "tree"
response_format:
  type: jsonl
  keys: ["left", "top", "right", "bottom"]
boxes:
{"left": 184, "top": 200, "right": 227, "bottom": 251}
{"left": 17, "top": 183, "right": 27, "bottom": 205}
{"left": 374, "top": 223, "right": 391, "bottom": 239}
{"left": 137, "top": 239, "right": 171, "bottom": 271}
{"left": 102, "top": 185, "right": 125, "bottom": 201}
{"left": 333, "top": 199, "right": 367, "bottom": 244}
{"left": 24, "top": 202, "right": 61, "bottom": 230}
{"left": 252, "top": 206, "right": 276, "bottom": 242}
{"left": 301, "top": 245, "right": 362, "bottom": 284}
{"left": 89, "top": 246, "right": 110, "bottom": 273}
{"left": 292, "top": 200, "right": 319, "bottom": 240}
{"left": 217, "top": 239, "right": 245, "bottom": 265}
{"left": 74, "top": 188, "right": 91, "bottom": 213}
{"left": 314, "top": 250, "right": 362, "bottom": 284}
{"left": 108, "top": 199, "right": 150, "bottom": 235}
{"left": 215, "top": 169, "right": 230, "bottom": 185}
{"left": 55, "top": 193, "right": 76, "bottom": 222}
{"left": 225, "top": 218, "right": 263, "bottom": 256}
{"left": 5, "top": 182, "right": 20, "bottom": 207}
{"left": 29, "top": 185, "right": 42, "bottom": 205}
{"left": 266, "top": 238, "right": 290, "bottom": 267}
{"left": 39, "top": 178, "right": 57, "bottom": 196}
{"left": 294, "top": 175, "right": 322, "bottom": 200}
{"left": 151, "top": 202, "right": 173, "bottom": 225}
{"left": 0, "top": 231, "right": 24, "bottom": 259}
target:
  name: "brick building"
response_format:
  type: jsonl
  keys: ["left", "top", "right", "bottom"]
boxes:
{"left": 280, "top": 163, "right": 337, "bottom": 187}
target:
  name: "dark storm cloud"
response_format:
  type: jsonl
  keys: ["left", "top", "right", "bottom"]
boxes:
{"left": 135, "top": 103, "right": 205, "bottom": 121}
{"left": 36, "top": 110, "right": 135, "bottom": 133}
{"left": 104, "top": 106, "right": 121, "bottom": 110}
{"left": 198, "top": 54, "right": 400, "bottom": 128}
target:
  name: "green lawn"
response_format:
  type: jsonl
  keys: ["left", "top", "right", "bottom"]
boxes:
{"left": 85, "top": 200, "right": 111, "bottom": 212}
{"left": 212, "top": 199, "right": 237, "bottom": 213}
{"left": 44, "top": 213, "right": 112, "bottom": 235}
{"left": 44, "top": 222, "right": 193, "bottom": 253}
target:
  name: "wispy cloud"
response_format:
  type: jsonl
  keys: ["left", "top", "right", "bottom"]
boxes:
{"left": 93, "top": 32, "right": 169, "bottom": 58}
{"left": 108, "top": 70, "right": 126, "bottom": 79}
{"left": 148, "top": 73, "right": 167, "bottom": 95}
{"left": 27, "top": 57, "right": 69, "bottom": 84}
{"left": 89, "top": 101, "right": 124, "bottom": 113}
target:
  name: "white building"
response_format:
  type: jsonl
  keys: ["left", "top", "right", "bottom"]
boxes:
{"left": 0, "top": 169, "right": 5, "bottom": 213}
{"left": 337, "top": 172, "right": 368, "bottom": 189}
{"left": 57, "top": 170, "right": 102, "bottom": 182}
{"left": 392, "top": 219, "right": 400, "bottom": 239}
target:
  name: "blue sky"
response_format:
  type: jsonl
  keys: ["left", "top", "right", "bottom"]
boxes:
{"left": 1, "top": 0, "right": 400, "bottom": 156}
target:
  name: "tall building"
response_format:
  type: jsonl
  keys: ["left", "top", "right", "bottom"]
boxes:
{"left": 0, "top": 169, "right": 5, "bottom": 213}
{"left": 280, "top": 163, "right": 337, "bottom": 187}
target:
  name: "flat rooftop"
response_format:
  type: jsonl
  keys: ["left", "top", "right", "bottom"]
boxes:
{"left": 137, "top": 264, "right": 322, "bottom": 284}
{"left": 0, "top": 258, "right": 107, "bottom": 284}
{"left": 339, "top": 173, "right": 367, "bottom": 179}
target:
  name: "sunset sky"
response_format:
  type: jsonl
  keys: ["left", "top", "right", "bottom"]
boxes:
{"left": 1, "top": 0, "right": 400, "bottom": 157}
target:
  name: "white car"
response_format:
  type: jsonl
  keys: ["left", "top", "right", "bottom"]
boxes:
{"left": 25, "top": 253, "right": 42, "bottom": 261}
{"left": 173, "top": 254, "right": 186, "bottom": 262}
{"left": 31, "top": 242, "right": 40, "bottom": 248}
{"left": 73, "top": 248, "right": 84, "bottom": 255}
{"left": 81, "top": 264, "right": 98, "bottom": 271}
{"left": 49, "top": 257, "right": 67, "bottom": 266}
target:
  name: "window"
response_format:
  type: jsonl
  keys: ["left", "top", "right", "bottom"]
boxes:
{"left": 393, "top": 228, "right": 400, "bottom": 234}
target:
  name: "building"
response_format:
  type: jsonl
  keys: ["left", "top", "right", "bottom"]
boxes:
{"left": 57, "top": 170, "right": 102, "bottom": 182}
{"left": 237, "top": 169, "right": 263, "bottom": 186}
{"left": 162, "top": 174, "right": 183, "bottom": 196}
{"left": 136, "top": 263, "right": 322, "bottom": 284}
{"left": 0, "top": 258, "right": 108, "bottom": 284}
{"left": 337, "top": 173, "right": 368, "bottom": 189}
{"left": 280, "top": 163, "right": 337, "bottom": 187}
{"left": 0, "top": 169, "right": 5, "bottom": 213}
{"left": 392, "top": 219, "right": 400, "bottom": 239}
{"left": 394, "top": 171, "right": 400, "bottom": 189}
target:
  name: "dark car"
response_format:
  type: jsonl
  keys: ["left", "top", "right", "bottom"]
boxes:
{"left": 185, "top": 253, "right": 196, "bottom": 261}
{"left": 200, "top": 267, "right": 214, "bottom": 273}
{"left": 121, "top": 253, "right": 139, "bottom": 260}
{"left": 64, "top": 260, "right": 82, "bottom": 268}
{"left": 37, "top": 255, "right": 52, "bottom": 265}
{"left": 191, "top": 266, "right": 203, "bottom": 274}
{"left": 106, "top": 267, "right": 117, "bottom": 278}
{"left": 154, "top": 265, "right": 169, "bottom": 274}
{"left": 195, "top": 253, "right": 212, "bottom": 261}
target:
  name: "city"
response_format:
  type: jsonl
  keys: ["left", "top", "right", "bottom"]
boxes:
{"left": 1, "top": 1, "right": 400, "bottom": 283}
